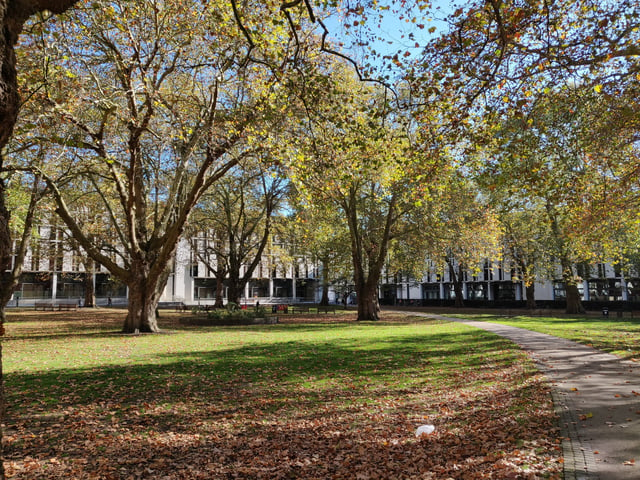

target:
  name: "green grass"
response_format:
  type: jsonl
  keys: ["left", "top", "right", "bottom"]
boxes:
{"left": 2, "top": 310, "right": 562, "bottom": 479}
{"left": 454, "top": 313, "right": 640, "bottom": 359}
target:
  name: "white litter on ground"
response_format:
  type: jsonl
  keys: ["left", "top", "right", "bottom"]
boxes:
{"left": 415, "top": 424, "right": 435, "bottom": 437}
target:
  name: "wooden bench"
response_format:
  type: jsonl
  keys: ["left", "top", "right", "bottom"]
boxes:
{"left": 34, "top": 302, "right": 54, "bottom": 311}
{"left": 290, "top": 305, "right": 310, "bottom": 314}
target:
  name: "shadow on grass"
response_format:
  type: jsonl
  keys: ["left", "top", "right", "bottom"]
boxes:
{"left": 6, "top": 328, "right": 515, "bottom": 413}
{"left": 2, "top": 314, "right": 436, "bottom": 343}
{"left": 4, "top": 323, "right": 562, "bottom": 479}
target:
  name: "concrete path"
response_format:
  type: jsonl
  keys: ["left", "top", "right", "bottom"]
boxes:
{"left": 425, "top": 314, "right": 640, "bottom": 480}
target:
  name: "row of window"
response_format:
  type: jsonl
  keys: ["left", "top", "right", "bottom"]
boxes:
{"left": 193, "top": 278, "right": 318, "bottom": 300}
{"left": 13, "top": 273, "right": 126, "bottom": 299}
{"left": 417, "top": 278, "right": 639, "bottom": 302}
{"left": 552, "top": 279, "right": 637, "bottom": 302}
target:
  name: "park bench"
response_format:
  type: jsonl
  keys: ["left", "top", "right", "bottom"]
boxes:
{"left": 290, "top": 305, "right": 310, "bottom": 314}
{"left": 34, "top": 301, "right": 54, "bottom": 311}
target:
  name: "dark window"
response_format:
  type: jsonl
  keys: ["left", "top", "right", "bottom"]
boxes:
{"left": 553, "top": 281, "right": 566, "bottom": 300}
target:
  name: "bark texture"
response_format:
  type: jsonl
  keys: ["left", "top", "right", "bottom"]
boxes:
{"left": 564, "top": 282, "right": 585, "bottom": 314}
{"left": 525, "top": 283, "right": 536, "bottom": 310}
{"left": 121, "top": 262, "right": 171, "bottom": 333}
{"left": 448, "top": 260, "right": 465, "bottom": 308}
{"left": 561, "top": 260, "right": 585, "bottom": 314}
{"left": 356, "top": 282, "right": 379, "bottom": 321}
{"left": 83, "top": 272, "right": 95, "bottom": 307}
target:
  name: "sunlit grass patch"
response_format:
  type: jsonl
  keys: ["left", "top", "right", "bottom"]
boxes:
{"left": 458, "top": 313, "right": 640, "bottom": 359}
{"left": 3, "top": 310, "right": 562, "bottom": 479}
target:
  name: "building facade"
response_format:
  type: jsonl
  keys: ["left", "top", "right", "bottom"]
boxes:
{"left": 6, "top": 225, "right": 638, "bottom": 309}
{"left": 380, "top": 260, "right": 639, "bottom": 309}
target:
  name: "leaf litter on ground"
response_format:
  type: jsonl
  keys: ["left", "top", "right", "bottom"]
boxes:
{"left": 3, "top": 309, "right": 562, "bottom": 479}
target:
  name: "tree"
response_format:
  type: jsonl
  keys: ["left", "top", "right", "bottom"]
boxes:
{"left": 422, "top": 172, "right": 502, "bottom": 307}
{"left": 0, "top": 169, "right": 49, "bottom": 310}
{"left": 0, "top": 3, "right": 78, "bottom": 476}
{"left": 0, "top": 0, "right": 342, "bottom": 475}
{"left": 286, "top": 60, "right": 445, "bottom": 320}
{"left": 479, "top": 86, "right": 635, "bottom": 313}
{"left": 425, "top": 0, "right": 640, "bottom": 112}
{"left": 292, "top": 196, "right": 352, "bottom": 306}
{"left": 2, "top": 0, "right": 78, "bottom": 455}
{"left": 189, "top": 161, "right": 287, "bottom": 306}
{"left": 498, "top": 208, "right": 552, "bottom": 309}
{"left": 1, "top": 0, "right": 79, "bottom": 293}
{"left": 12, "top": 0, "right": 320, "bottom": 333}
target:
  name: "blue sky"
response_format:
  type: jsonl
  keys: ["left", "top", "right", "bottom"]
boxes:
{"left": 318, "top": 0, "right": 460, "bottom": 79}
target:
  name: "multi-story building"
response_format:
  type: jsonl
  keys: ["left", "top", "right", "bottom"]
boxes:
{"left": 7, "top": 232, "right": 321, "bottom": 307}
{"left": 380, "top": 260, "right": 639, "bottom": 309}
{"left": 6, "top": 225, "right": 638, "bottom": 310}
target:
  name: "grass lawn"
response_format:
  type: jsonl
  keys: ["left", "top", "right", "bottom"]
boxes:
{"left": 3, "top": 309, "right": 562, "bottom": 479}
{"left": 453, "top": 313, "right": 640, "bottom": 360}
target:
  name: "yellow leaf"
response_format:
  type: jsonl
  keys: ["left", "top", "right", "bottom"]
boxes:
{"left": 594, "top": 84, "right": 603, "bottom": 93}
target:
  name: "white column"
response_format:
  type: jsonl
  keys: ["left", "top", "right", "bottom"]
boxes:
{"left": 51, "top": 272, "right": 58, "bottom": 300}
{"left": 583, "top": 280, "right": 590, "bottom": 301}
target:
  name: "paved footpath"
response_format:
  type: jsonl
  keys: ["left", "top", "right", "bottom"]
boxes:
{"left": 424, "top": 314, "right": 640, "bottom": 480}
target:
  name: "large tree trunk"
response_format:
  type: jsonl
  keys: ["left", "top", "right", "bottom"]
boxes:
{"left": 346, "top": 202, "right": 394, "bottom": 322}
{"left": 0, "top": 8, "right": 20, "bottom": 478}
{"left": 83, "top": 272, "right": 95, "bottom": 308}
{"left": 0, "top": 307, "right": 4, "bottom": 480}
{"left": 561, "top": 261, "right": 584, "bottom": 314}
{"left": 448, "top": 260, "right": 465, "bottom": 308}
{"left": 565, "top": 282, "right": 585, "bottom": 314}
{"left": 123, "top": 281, "right": 162, "bottom": 333}
{"left": 356, "top": 282, "right": 379, "bottom": 321}
{"left": 525, "top": 283, "right": 536, "bottom": 309}
{"left": 319, "top": 260, "right": 330, "bottom": 306}
{"left": 122, "top": 263, "right": 170, "bottom": 333}
{"left": 226, "top": 277, "right": 243, "bottom": 306}
{"left": 214, "top": 276, "right": 225, "bottom": 308}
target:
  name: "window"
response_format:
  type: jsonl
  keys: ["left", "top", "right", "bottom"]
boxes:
{"left": 576, "top": 263, "right": 590, "bottom": 279}
{"left": 589, "top": 279, "right": 622, "bottom": 301}
{"left": 495, "top": 283, "right": 515, "bottom": 300}
{"left": 467, "top": 282, "right": 486, "bottom": 300}
{"left": 553, "top": 281, "right": 566, "bottom": 300}
{"left": 422, "top": 284, "right": 439, "bottom": 300}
